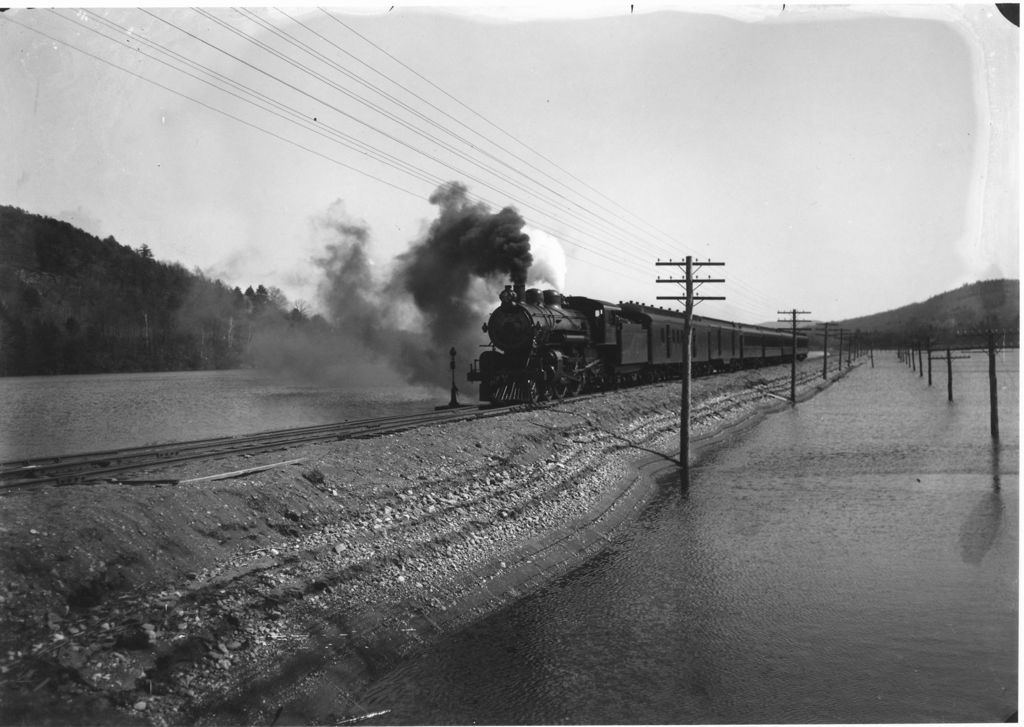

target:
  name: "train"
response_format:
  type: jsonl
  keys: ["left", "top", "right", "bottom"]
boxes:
{"left": 467, "top": 282, "right": 809, "bottom": 404}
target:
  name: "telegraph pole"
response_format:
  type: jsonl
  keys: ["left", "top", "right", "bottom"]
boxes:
{"left": 932, "top": 348, "right": 970, "bottom": 402}
{"left": 926, "top": 338, "right": 932, "bottom": 386}
{"left": 954, "top": 328, "right": 1018, "bottom": 440}
{"left": 778, "top": 309, "right": 812, "bottom": 403}
{"left": 656, "top": 256, "right": 725, "bottom": 488}
{"left": 988, "top": 331, "right": 1000, "bottom": 440}
{"left": 946, "top": 348, "right": 954, "bottom": 401}
{"left": 821, "top": 322, "right": 830, "bottom": 379}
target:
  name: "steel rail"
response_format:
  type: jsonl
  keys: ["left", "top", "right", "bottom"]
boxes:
{"left": 0, "top": 405, "right": 525, "bottom": 492}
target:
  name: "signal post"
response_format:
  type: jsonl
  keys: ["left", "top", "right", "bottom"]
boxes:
{"left": 656, "top": 256, "right": 725, "bottom": 488}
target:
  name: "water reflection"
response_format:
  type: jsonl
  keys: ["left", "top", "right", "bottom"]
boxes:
{"left": 992, "top": 441, "right": 1004, "bottom": 492}
{"left": 655, "top": 464, "right": 689, "bottom": 499}
{"left": 958, "top": 444, "right": 1006, "bottom": 565}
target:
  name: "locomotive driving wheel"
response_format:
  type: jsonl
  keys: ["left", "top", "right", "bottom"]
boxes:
{"left": 548, "top": 370, "right": 571, "bottom": 399}
{"left": 541, "top": 350, "right": 568, "bottom": 400}
{"left": 520, "top": 376, "right": 540, "bottom": 404}
{"left": 567, "top": 357, "right": 587, "bottom": 396}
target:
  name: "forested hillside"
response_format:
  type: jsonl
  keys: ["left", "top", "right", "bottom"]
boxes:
{"left": 837, "top": 279, "right": 1019, "bottom": 347}
{"left": 0, "top": 205, "right": 324, "bottom": 376}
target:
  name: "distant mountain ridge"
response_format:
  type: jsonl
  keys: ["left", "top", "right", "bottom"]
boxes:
{"left": 762, "top": 280, "right": 1019, "bottom": 346}
{"left": 835, "top": 279, "right": 1018, "bottom": 346}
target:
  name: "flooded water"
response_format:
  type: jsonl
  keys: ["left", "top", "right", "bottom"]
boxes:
{"left": 0, "top": 370, "right": 443, "bottom": 461}
{"left": 350, "top": 355, "right": 1018, "bottom": 724}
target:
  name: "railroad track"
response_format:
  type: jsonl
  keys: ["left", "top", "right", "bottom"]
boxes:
{"left": 0, "top": 363, "right": 845, "bottom": 494}
{"left": 0, "top": 405, "right": 523, "bottom": 493}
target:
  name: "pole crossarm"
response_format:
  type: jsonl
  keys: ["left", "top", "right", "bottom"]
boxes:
{"left": 656, "top": 259, "right": 726, "bottom": 309}
{"left": 656, "top": 260, "right": 725, "bottom": 266}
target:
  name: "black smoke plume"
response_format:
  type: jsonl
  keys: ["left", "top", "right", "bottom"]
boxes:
{"left": 390, "top": 182, "right": 531, "bottom": 353}
{"left": 315, "top": 182, "right": 533, "bottom": 387}
{"left": 406, "top": 181, "right": 533, "bottom": 285}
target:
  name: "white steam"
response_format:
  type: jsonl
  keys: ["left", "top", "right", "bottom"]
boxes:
{"left": 523, "top": 226, "right": 568, "bottom": 291}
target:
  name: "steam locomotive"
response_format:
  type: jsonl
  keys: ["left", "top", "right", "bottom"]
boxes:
{"left": 467, "top": 282, "right": 808, "bottom": 404}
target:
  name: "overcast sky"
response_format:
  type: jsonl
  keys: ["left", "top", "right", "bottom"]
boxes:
{"left": 1, "top": 3, "right": 1018, "bottom": 324}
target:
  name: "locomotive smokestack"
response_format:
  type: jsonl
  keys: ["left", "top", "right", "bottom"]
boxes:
{"left": 513, "top": 281, "right": 526, "bottom": 302}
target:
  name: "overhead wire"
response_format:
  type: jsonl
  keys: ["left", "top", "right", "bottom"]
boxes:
{"left": 273, "top": 7, "right": 682, "bottom": 262}
{"left": 53, "top": 8, "right": 754, "bottom": 303}
{"left": 60, "top": 9, "right": 441, "bottom": 190}
{"left": 9, "top": 8, "right": 787, "bottom": 315}
{"left": 38, "top": 9, "right": 658, "bottom": 285}
{"left": 3, "top": 10, "right": 427, "bottom": 202}
{"left": 317, "top": 8, "right": 697, "bottom": 257}
{"left": 239, "top": 9, "right": 787, "bottom": 314}
{"left": 114, "top": 9, "right": 666, "bottom": 284}
{"left": 313, "top": 8, "right": 789, "bottom": 316}
{"left": 318, "top": 7, "right": 791, "bottom": 316}
{"left": 186, "top": 7, "right": 684, "bottom": 273}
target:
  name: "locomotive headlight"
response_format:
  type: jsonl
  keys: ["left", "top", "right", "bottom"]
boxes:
{"left": 487, "top": 306, "right": 535, "bottom": 351}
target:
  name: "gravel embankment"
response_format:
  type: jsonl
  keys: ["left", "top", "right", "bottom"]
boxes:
{"left": 0, "top": 360, "right": 849, "bottom": 725}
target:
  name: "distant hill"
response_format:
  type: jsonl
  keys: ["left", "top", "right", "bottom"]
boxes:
{"left": 0, "top": 205, "right": 321, "bottom": 376}
{"left": 760, "top": 280, "right": 1018, "bottom": 348}
{"left": 834, "top": 280, "right": 1018, "bottom": 347}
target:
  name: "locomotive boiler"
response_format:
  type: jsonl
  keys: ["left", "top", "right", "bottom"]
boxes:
{"left": 469, "top": 283, "right": 596, "bottom": 403}
{"left": 468, "top": 282, "right": 808, "bottom": 404}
